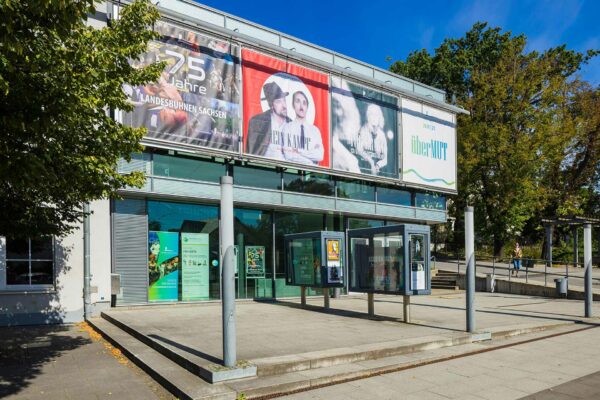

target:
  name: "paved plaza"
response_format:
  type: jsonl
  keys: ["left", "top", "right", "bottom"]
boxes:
{"left": 1, "top": 292, "right": 599, "bottom": 399}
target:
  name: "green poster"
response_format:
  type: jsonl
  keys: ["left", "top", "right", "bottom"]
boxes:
{"left": 245, "top": 246, "right": 265, "bottom": 278}
{"left": 148, "top": 231, "right": 179, "bottom": 302}
{"left": 292, "top": 238, "right": 317, "bottom": 286}
{"left": 181, "top": 232, "right": 209, "bottom": 301}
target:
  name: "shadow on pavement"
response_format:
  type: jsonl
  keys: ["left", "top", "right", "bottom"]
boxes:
{"left": 0, "top": 325, "right": 90, "bottom": 398}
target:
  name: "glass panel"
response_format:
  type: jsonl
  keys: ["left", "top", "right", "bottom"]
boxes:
{"left": 283, "top": 171, "right": 334, "bottom": 196}
{"left": 147, "top": 201, "right": 220, "bottom": 301}
{"left": 275, "top": 211, "right": 324, "bottom": 297}
{"left": 6, "top": 238, "right": 28, "bottom": 260}
{"left": 336, "top": 180, "right": 374, "bottom": 202}
{"left": 409, "top": 234, "right": 426, "bottom": 291}
{"left": 234, "top": 208, "right": 273, "bottom": 299}
{"left": 6, "top": 261, "right": 29, "bottom": 285}
{"left": 348, "top": 218, "right": 384, "bottom": 230}
{"left": 31, "top": 237, "right": 53, "bottom": 260}
{"left": 153, "top": 153, "right": 226, "bottom": 183}
{"left": 415, "top": 192, "right": 446, "bottom": 210}
{"left": 234, "top": 165, "right": 281, "bottom": 190}
{"left": 350, "top": 232, "right": 404, "bottom": 293}
{"left": 30, "top": 261, "right": 54, "bottom": 285}
{"left": 377, "top": 186, "right": 412, "bottom": 206}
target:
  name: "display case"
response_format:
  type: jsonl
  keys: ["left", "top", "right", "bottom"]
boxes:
{"left": 284, "top": 231, "right": 345, "bottom": 288}
{"left": 348, "top": 224, "right": 430, "bottom": 296}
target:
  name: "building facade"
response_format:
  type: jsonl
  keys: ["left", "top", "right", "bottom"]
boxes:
{"left": 0, "top": 0, "right": 465, "bottom": 325}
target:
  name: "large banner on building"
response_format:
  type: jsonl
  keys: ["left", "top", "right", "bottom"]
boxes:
{"left": 401, "top": 98, "right": 456, "bottom": 191}
{"left": 181, "top": 232, "right": 209, "bottom": 301}
{"left": 331, "top": 77, "right": 398, "bottom": 179}
{"left": 148, "top": 231, "right": 179, "bottom": 302}
{"left": 242, "top": 49, "right": 330, "bottom": 167}
{"left": 123, "top": 21, "right": 241, "bottom": 152}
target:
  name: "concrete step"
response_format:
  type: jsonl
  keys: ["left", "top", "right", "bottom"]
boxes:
{"left": 87, "top": 317, "right": 236, "bottom": 400}
{"left": 431, "top": 285, "right": 459, "bottom": 290}
{"left": 100, "top": 312, "right": 256, "bottom": 383}
{"left": 226, "top": 323, "right": 580, "bottom": 399}
{"left": 89, "top": 316, "right": 578, "bottom": 400}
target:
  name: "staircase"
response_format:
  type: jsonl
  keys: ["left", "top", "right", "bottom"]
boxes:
{"left": 431, "top": 269, "right": 459, "bottom": 290}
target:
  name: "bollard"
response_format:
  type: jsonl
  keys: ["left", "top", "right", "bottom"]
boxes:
{"left": 403, "top": 295, "right": 411, "bottom": 323}
{"left": 368, "top": 293, "right": 374, "bottom": 316}
{"left": 301, "top": 286, "right": 306, "bottom": 307}
{"left": 584, "top": 224, "right": 593, "bottom": 318}
{"left": 324, "top": 288, "right": 330, "bottom": 310}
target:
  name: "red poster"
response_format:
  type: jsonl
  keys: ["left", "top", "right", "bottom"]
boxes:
{"left": 242, "top": 49, "right": 330, "bottom": 168}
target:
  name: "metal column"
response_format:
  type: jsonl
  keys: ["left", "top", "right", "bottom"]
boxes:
{"left": 584, "top": 224, "right": 593, "bottom": 318}
{"left": 220, "top": 176, "right": 236, "bottom": 367}
{"left": 83, "top": 203, "right": 91, "bottom": 320}
{"left": 573, "top": 227, "right": 579, "bottom": 268}
{"left": 545, "top": 225, "right": 553, "bottom": 287}
{"left": 465, "top": 206, "right": 475, "bottom": 333}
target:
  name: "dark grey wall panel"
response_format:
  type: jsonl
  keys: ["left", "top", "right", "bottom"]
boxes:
{"left": 112, "top": 199, "right": 147, "bottom": 304}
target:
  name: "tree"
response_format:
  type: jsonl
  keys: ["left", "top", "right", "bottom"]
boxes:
{"left": 391, "top": 23, "right": 597, "bottom": 255}
{"left": 0, "top": 0, "right": 163, "bottom": 238}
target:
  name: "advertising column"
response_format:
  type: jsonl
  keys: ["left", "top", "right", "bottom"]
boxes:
{"left": 181, "top": 233, "right": 210, "bottom": 301}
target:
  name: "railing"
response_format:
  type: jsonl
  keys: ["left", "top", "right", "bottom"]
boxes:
{"left": 448, "top": 255, "right": 600, "bottom": 289}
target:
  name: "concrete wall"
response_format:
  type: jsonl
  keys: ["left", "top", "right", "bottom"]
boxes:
{"left": 456, "top": 273, "right": 600, "bottom": 301}
{"left": 0, "top": 200, "right": 111, "bottom": 326}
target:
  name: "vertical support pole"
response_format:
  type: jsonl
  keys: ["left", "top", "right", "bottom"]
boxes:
{"left": 465, "top": 206, "right": 475, "bottom": 333}
{"left": 323, "top": 288, "right": 330, "bottom": 309}
{"left": 545, "top": 225, "right": 553, "bottom": 287}
{"left": 573, "top": 226, "right": 579, "bottom": 268}
{"left": 368, "top": 292, "right": 374, "bottom": 317}
{"left": 584, "top": 224, "right": 593, "bottom": 318}
{"left": 220, "top": 176, "right": 236, "bottom": 368}
{"left": 301, "top": 286, "right": 306, "bottom": 307}
{"left": 403, "top": 295, "right": 411, "bottom": 323}
{"left": 83, "top": 203, "right": 91, "bottom": 319}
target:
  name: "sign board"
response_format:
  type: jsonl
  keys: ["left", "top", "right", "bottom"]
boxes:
{"left": 401, "top": 98, "right": 456, "bottom": 190}
{"left": 331, "top": 77, "right": 398, "bottom": 178}
{"left": 242, "top": 49, "right": 330, "bottom": 167}
{"left": 245, "top": 246, "right": 266, "bottom": 278}
{"left": 148, "top": 231, "right": 179, "bottom": 302}
{"left": 326, "top": 239, "right": 343, "bottom": 284}
{"left": 123, "top": 20, "right": 459, "bottom": 193}
{"left": 181, "top": 232, "right": 210, "bottom": 301}
{"left": 124, "top": 21, "right": 241, "bottom": 152}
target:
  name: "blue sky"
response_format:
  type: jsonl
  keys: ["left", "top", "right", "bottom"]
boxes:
{"left": 195, "top": 0, "right": 599, "bottom": 85}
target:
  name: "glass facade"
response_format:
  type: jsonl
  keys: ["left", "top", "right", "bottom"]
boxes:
{"left": 153, "top": 153, "right": 226, "bottom": 183}
{"left": 114, "top": 150, "right": 447, "bottom": 304}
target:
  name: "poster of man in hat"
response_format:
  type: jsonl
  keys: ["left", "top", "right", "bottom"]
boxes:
{"left": 242, "top": 49, "right": 330, "bottom": 167}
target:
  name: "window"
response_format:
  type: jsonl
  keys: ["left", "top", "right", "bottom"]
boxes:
{"left": 153, "top": 153, "right": 226, "bottom": 183}
{"left": 283, "top": 171, "right": 334, "bottom": 196}
{"left": 3, "top": 237, "right": 54, "bottom": 287}
{"left": 336, "top": 179, "right": 375, "bottom": 202}
{"left": 234, "top": 165, "right": 282, "bottom": 190}
{"left": 377, "top": 186, "right": 412, "bottom": 206}
{"left": 415, "top": 192, "right": 446, "bottom": 210}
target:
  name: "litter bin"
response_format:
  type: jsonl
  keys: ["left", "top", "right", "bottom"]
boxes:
{"left": 554, "top": 278, "right": 568, "bottom": 297}
{"left": 486, "top": 274, "right": 496, "bottom": 293}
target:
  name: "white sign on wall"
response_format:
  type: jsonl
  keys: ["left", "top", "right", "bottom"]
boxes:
{"left": 401, "top": 98, "right": 457, "bottom": 191}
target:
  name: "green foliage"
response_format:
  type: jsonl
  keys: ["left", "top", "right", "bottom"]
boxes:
{"left": 0, "top": 0, "right": 163, "bottom": 237}
{"left": 391, "top": 22, "right": 598, "bottom": 255}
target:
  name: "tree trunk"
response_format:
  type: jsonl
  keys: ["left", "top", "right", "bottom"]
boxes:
{"left": 493, "top": 238, "right": 504, "bottom": 258}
